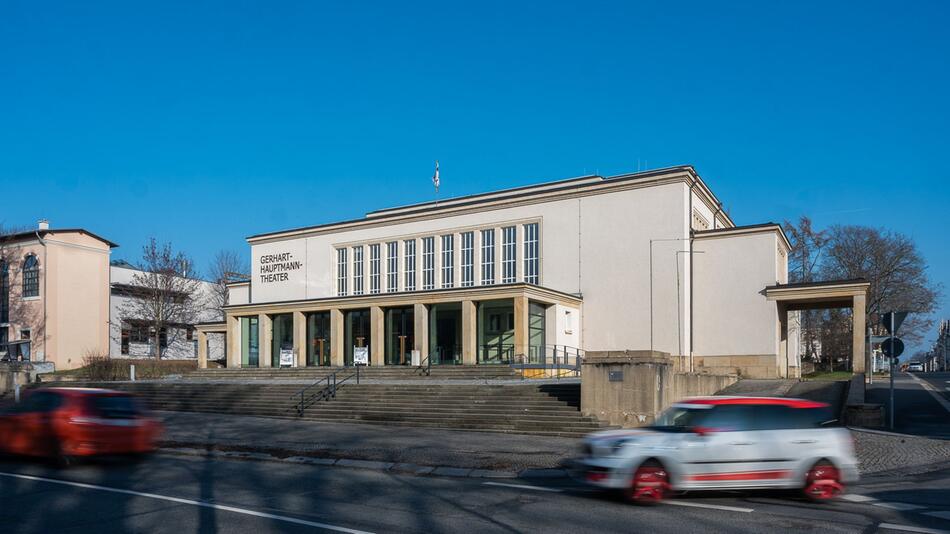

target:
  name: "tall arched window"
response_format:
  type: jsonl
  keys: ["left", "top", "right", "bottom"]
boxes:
{"left": 23, "top": 255, "right": 39, "bottom": 298}
{"left": 0, "top": 261, "right": 9, "bottom": 322}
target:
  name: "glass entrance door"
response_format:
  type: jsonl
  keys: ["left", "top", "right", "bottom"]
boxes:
{"left": 477, "top": 299, "right": 514, "bottom": 364}
{"left": 271, "top": 313, "right": 294, "bottom": 367}
{"left": 344, "top": 309, "right": 371, "bottom": 366}
{"left": 240, "top": 316, "right": 259, "bottom": 367}
{"left": 385, "top": 307, "right": 414, "bottom": 365}
{"left": 429, "top": 303, "right": 461, "bottom": 365}
{"left": 306, "top": 312, "right": 331, "bottom": 366}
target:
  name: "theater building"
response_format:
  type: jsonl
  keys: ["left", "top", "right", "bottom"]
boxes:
{"left": 205, "top": 165, "right": 872, "bottom": 379}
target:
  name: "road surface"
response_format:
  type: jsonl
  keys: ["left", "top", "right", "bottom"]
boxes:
{"left": 868, "top": 372, "right": 950, "bottom": 439}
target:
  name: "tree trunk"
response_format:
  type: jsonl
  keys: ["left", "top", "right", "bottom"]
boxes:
{"left": 154, "top": 329, "right": 162, "bottom": 360}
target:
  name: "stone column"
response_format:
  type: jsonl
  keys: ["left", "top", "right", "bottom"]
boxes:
{"left": 371, "top": 305, "right": 385, "bottom": 366}
{"left": 414, "top": 303, "right": 428, "bottom": 360}
{"left": 330, "top": 309, "right": 344, "bottom": 366}
{"left": 228, "top": 315, "right": 241, "bottom": 368}
{"left": 294, "top": 311, "right": 307, "bottom": 367}
{"left": 197, "top": 331, "right": 208, "bottom": 369}
{"left": 461, "top": 300, "right": 477, "bottom": 365}
{"left": 513, "top": 295, "right": 529, "bottom": 361}
{"left": 778, "top": 303, "right": 788, "bottom": 379}
{"left": 852, "top": 294, "right": 867, "bottom": 373}
{"left": 259, "top": 313, "right": 273, "bottom": 368}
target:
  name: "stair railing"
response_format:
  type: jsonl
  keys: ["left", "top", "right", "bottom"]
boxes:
{"left": 291, "top": 367, "right": 361, "bottom": 416}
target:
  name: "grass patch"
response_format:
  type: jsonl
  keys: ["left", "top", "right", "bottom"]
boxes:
{"left": 803, "top": 371, "right": 853, "bottom": 381}
{"left": 48, "top": 356, "right": 197, "bottom": 381}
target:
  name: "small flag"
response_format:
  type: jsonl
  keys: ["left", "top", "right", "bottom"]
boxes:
{"left": 432, "top": 160, "right": 440, "bottom": 191}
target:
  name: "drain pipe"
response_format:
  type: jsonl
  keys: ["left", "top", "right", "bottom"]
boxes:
{"left": 34, "top": 224, "right": 48, "bottom": 366}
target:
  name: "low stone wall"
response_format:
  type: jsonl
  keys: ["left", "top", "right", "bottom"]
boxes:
{"left": 0, "top": 364, "right": 36, "bottom": 396}
{"left": 580, "top": 350, "right": 738, "bottom": 427}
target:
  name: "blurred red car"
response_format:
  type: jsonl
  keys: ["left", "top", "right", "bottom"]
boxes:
{"left": 0, "top": 387, "right": 162, "bottom": 463}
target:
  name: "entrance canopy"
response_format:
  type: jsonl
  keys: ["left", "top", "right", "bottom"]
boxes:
{"left": 765, "top": 279, "right": 870, "bottom": 373}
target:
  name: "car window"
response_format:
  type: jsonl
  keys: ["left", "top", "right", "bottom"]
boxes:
{"left": 17, "top": 392, "right": 64, "bottom": 413}
{"left": 700, "top": 405, "right": 756, "bottom": 432}
{"left": 88, "top": 395, "right": 143, "bottom": 419}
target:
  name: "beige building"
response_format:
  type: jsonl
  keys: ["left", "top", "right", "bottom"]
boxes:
{"left": 208, "top": 165, "right": 867, "bottom": 378}
{"left": 0, "top": 222, "right": 114, "bottom": 370}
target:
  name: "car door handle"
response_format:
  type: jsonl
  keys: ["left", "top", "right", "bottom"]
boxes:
{"left": 729, "top": 441, "right": 754, "bottom": 446}
{"left": 791, "top": 440, "right": 817, "bottom": 444}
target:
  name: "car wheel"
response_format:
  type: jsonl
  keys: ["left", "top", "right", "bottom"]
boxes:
{"left": 803, "top": 461, "right": 843, "bottom": 501}
{"left": 627, "top": 460, "right": 671, "bottom": 504}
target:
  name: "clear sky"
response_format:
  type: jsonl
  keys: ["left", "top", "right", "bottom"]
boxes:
{"left": 2, "top": 1, "right": 947, "bottom": 354}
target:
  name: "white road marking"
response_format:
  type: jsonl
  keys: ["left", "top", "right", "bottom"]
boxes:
{"left": 907, "top": 374, "right": 950, "bottom": 414}
{"left": 0, "top": 471, "right": 374, "bottom": 534}
{"left": 924, "top": 511, "right": 950, "bottom": 521}
{"left": 481, "top": 481, "right": 563, "bottom": 492}
{"left": 879, "top": 523, "right": 950, "bottom": 534}
{"left": 874, "top": 502, "right": 926, "bottom": 511}
{"left": 664, "top": 500, "right": 754, "bottom": 513}
{"left": 842, "top": 494, "right": 878, "bottom": 503}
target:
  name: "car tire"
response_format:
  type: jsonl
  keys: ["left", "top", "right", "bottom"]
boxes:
{"left": 627, "top": 460, "right": 671, "bottom": 504}
{"left": 803, "top": 461, "right": 843, "bottom": 501}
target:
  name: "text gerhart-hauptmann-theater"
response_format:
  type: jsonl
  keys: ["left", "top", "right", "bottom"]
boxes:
{"left": 195, "top": 165, "right": 870, "bottom": 379}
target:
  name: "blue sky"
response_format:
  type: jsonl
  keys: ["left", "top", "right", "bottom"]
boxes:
{"left": 1, "top": 1, "right": 947, "bottom": 353}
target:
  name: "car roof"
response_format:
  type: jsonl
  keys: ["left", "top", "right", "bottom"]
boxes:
{"left": 678, "top": 396, "right": 829, "bottom": 409}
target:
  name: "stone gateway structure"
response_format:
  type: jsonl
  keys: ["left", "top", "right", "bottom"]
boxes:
{"left": 201, "top": 165, "right": 868, "bottom": 379}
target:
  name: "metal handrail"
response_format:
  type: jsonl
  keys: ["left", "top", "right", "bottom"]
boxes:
{"left": 509, "top": 345, "right": 584, "bottom": 379}
{"left": 292, "top": 367, "right": 361, "bottom": 416}
{"left": 417, "top": 354, "right": 432, "bottom": 376}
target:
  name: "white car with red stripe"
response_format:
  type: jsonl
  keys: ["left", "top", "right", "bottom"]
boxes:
{"left": 569, "top": 397, "right": 859, "bottom": 503}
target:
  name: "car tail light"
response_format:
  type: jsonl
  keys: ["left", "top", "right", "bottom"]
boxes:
{"left": 586, "top": 471, "right": 609, "bottom": 482}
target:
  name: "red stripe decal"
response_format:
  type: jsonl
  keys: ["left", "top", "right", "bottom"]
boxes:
{"left": 687, "top": 470, "right": 791, "bottom": 482}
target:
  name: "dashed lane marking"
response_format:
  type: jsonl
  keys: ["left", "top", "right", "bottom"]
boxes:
{"left": 878, "top": 523, "right": 950, "bottom": 534}
{"left": 842, "top": 494, "right": 878, "bottom": 503}
{"left": 875, "top": 502, "right": 926, "bottom": 511}
{"left": 0, "top": 471, "right": 374, "bottom": 534}
{"left": 925, "top": 512, "right": 950, "bottom": 521}
{"left": 481, "top": 482, "right": 563, "bottom": 493}
{"left": 664, "top": 500, "right": 754, "bottom": 513}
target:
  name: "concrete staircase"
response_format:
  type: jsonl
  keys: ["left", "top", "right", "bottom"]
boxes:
{"left": 185, "top": 365, "right": 523, "bottom": 381}
{"left": 33, "top": 381, "right": 605, "bottom": 437}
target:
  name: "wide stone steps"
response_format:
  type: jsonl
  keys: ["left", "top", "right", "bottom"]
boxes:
{"left": 185, "top": 366, "right": 522, "bottom": 380}
{"left": 33, "top": 381, "right": 600, "bottom": 436}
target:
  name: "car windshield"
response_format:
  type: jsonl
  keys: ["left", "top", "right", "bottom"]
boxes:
{"left": 89, "top": 395, "right": 144, "bottom": 419}
{"left": 650, "top": 405, "right": 711, "bottom": 431}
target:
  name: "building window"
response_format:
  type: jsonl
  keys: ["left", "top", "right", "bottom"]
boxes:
{"left": 121, "top": 328, "right": 130, "bottom": 355}
{"left": 387, "top": 241, "right": 398, "bottom": 292}
{"left": 441, "top": 234, "right": 454, "bottom": 288}
{"left": 352, "top": 245, "right": 364, "bottom": 295}
{"left": 0, "top": 261, "right": 8, "bottom": 323}
{"left": 404, "top": 239, "right": 416, "bottom": 291}
{"left": 460, "top": 232, "right": 474, "bottom": 287}
{"left": 422, "top": 237, "right": 435, "bottom": 290}
{"left": 502, "top": 226, "right": 516, "bottom": 283}
{"left": 337, "top": 248, "right": 348, "bottom": 296}
{"left": 523, "top": 223, "right": 539, "bottom": 284}
{"left": 480, "top": 229, "right": 495, "bottom": 285}
{"left": 22, "top": 254, "right": 39, "bottom": 297}
{"left": 369, "top": 244, "right": 381, "bottom": 294}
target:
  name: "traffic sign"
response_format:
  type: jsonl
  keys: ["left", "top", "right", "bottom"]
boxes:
{"left": 881, "top": 337, "right": 904, "bottom": 358}
{"left": 881, "top": 311, "right": 908, "bottom": 335}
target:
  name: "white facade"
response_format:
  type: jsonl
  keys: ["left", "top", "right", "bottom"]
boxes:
{"left": 227, "top": 166, "right": 796, "bottom": 377}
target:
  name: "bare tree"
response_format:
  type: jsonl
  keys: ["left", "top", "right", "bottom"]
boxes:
{"left": 821, "top": 225, "right": 941, "bottom": 345}
{"left": 207, "top": 250, "right": 247, "bottom": 321}
{"left": 783, "top": 217, "right": 828, "bottom": 365}
{"left": 116, "top": 239, "right": 204, "bottom": 359}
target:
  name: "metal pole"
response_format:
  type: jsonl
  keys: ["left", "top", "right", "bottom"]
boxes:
{"left": 889, "top": 313, "right": 895, "bottom": 430}
{"left": 867, "top": 327, "right": 873, "bottom": 385}
{"left": 649, "top": 241, "right": 653, "bottom": 353}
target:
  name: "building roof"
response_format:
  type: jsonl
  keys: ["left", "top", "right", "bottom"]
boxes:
{"left": 0, "top": 228, "right": 119, "bottom": 248}
{"left": 764, "top": 278, "right": 869, "bottom": 291}
{"left": 694, "top": 222, "right": 792, "bottom": 251}
{"left": 246, "top": 165, "right": 735, "bottom": 243}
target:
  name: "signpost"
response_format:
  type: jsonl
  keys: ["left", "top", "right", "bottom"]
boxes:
{"left": 881, "top": 311, "right": 908, "bottom": 430}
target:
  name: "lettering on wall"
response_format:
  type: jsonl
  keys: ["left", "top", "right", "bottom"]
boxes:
{"left": 258, "top": 252, "right": 303, "bottom": 284}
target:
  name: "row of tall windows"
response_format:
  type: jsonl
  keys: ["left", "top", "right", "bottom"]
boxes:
{"left": 335, "top": 225, "right": 539, "bottom": 296}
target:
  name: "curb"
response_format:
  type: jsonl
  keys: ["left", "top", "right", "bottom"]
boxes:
{"left": 157, "top": 446, "right": 569, "bottom": 481}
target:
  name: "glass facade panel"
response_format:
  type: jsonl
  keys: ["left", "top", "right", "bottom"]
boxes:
{"left": 523, "top": 223, "right": 539, "bottom": 284}
{"left": 480, "top": 229, "right": 495, "bottom": 285}
{"left": 422, "top": 237, "right": 435, "bottom": 290}
{"left": 502, "top": 226, "right": 517, "bottom": 283}
{"left": 460, "top": 232, "right": 474, "bottom": 287}
{"left": 344, "top": 309, "right": 371, "bottom": 366}
{"left": 306, "top": 312, "right": 331, "bottom": 366}
{"left": 477, "top": 299, "right": 514, "bottom": 364}
{"left": 387, "top": 241, "right": 398, "bottom": 292}
{"left": 385, "top": 306, "right": 414, "bottom": 365}
{"left": 441, "top": 234, "right": 454, "bottom": 288}
{"left": 429, "top": 303, "right": 461, "bottom": 365}
{"left": 352, "top": 245, "right": 364, "bottom": 295}
{"left": 240, "top": 316, "right": 259, "bottom": 367}
{"left": 528, "top": 302, "right": 546, "bottom": 364}
{"left": 369, "top": 244, "right": 381, "bottom": 294}
{"left": 336, "top": 248, "right": 348, "bottom": 296}
{"left": 404, "top": 239, "right": 416, "bottom": 291}
{"left": 271, "top": 313, "right": 294, "bottom": 367}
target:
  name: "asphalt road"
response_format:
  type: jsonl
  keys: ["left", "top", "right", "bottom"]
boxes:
{"left": 868, "top": 372, "right": 950, "bottom": 439}
{"left": 1, "top": 451, "right": 949, "bottom": 533}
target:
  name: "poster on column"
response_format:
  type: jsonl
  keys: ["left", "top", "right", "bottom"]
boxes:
{"left": 279, "top": 347, "right": 294, "bottom": 367}
{"left": 353, "top": 346, "right": 369, "bottom": 366}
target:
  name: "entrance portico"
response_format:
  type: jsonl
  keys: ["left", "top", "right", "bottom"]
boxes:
{"left": 765, "top": 279, "right": 870, "bottom": 375}
{"left": 217, "top": 283, "right": 582, "bottom": 369}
